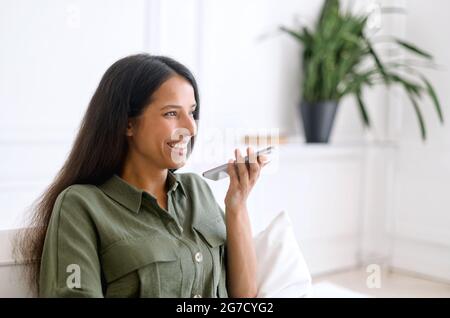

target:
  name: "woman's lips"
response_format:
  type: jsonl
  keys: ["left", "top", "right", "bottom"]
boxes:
{"left": 167, "top": 142, "right": 188, "bottom": 150}
{"left": 167, "top": 140, "right": 189, "bottom": 158}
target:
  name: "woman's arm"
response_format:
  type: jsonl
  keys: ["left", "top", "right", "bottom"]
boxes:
{"left": 224, "top": 147, "right": 268, "bottom": 298}
{"left": 39, "top": 188, "right": 104, "bottom": 298}
{"left": 225, "top": 205, "right": 258, "bottom": 298}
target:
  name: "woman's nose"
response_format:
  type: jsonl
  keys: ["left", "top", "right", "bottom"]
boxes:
{"left": 183, "top": 113, "right": 197, "bottom": 137}
{"left": 172, "top": 114, "right": 197, "bottom": 142}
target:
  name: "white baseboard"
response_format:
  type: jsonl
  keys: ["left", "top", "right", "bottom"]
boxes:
{"left": 391, "top": 236, "right": 450, "bottom": 283}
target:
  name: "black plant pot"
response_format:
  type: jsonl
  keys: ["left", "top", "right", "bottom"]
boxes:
{"left": 300, "top": 100, "right": 339, "bottom": 143}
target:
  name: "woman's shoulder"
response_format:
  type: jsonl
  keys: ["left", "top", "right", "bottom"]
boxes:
{"left": 55, "top": 183, "right": 103, "bottom": 204}
{"left": 52, "top": 183, "right": 106, "bottom": 218}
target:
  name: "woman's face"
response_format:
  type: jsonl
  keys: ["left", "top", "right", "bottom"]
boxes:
{"left": 126, "top": 75, "right": 197, "bottom": 170}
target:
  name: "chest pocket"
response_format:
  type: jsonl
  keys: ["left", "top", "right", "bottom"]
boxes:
{"left": 100, "top": 233, "right": 181, "bottom": 298}
{"left": 193, "top": 215, "right": 228, "bottom": 297}
{"left": 193, "top": 217, "right": 227, "bottom": 247}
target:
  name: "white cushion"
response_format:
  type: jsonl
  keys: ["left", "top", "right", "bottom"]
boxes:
{"left": 254, "top": 211, "right": 312, "bottom": 298}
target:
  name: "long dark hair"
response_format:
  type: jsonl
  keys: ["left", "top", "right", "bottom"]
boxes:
{"left": 14, "top": 54, "right": 200, "bottom": 293}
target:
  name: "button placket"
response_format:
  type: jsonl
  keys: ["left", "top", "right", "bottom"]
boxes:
{"left": 167, "top": 192, "right": 184, "bottom": 236}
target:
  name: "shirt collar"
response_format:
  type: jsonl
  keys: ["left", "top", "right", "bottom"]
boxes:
{"left": 98, "top": 170, "right": 186, "bottom": 214}
{"left": 167, "top": 170, "right": 187, "bottom": 197}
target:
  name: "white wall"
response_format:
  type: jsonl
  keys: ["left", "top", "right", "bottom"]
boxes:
{"left": 0, "top": 0, "right": 146, "bottom": 229}
{"left": 389, "top": 0, "right": 450, "bottom": 282}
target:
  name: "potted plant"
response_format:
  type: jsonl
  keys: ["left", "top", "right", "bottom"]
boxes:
{"left": 280, "top": 0, "right": 444, "bottom": 143}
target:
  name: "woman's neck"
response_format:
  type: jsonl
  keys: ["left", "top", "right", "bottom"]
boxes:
{"left": 119, "top": 153, "right": 168, "bottom": 198}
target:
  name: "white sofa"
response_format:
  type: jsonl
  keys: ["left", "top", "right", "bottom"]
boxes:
{"left": 0, "top": 229, "right": 34, "bottom": 297}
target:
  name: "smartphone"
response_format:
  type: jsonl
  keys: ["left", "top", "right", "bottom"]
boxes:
{"left": 202, "top": 146, "right": 274, "bottom": 181}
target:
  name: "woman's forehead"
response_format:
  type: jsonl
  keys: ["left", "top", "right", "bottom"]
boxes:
{"left": 152, "top": 75, "right": 195, "bottom": 101}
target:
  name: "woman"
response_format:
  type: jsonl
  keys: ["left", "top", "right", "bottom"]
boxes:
{"left": 16, "top": 54, "right": 267, "bottom": 298}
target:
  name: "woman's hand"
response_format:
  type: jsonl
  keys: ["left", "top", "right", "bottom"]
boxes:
{"left": 224, "top": 146, "right": 268, "bottom": 297}
{"left": 224, "top": 147, "right": 269, "bottom": 212}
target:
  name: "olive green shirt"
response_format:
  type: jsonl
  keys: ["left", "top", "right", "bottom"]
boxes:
{"left": 39, "top": 172, "right": 228, "bottom": 298}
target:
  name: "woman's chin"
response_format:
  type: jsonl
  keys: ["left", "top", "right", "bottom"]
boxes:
{"left": 165, "top": 154, "right": 187, "bottom": 169}
{"left": 167, "top": 160, "right": 186, "bottom": 169}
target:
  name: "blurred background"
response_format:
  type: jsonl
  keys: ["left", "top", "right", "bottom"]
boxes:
{"left": 0, "top": 0, "right": 449, "bottom": 297}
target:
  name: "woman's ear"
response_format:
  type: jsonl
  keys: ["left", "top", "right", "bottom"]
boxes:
{"left": 126, "top": 119, "right": 134, "bottom": 137}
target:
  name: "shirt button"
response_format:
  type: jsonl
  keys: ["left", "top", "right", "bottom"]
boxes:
{"left": 193, "top": 294, "right": 202, "bottom": 298}
{"left": 194, "top": 252, "right": 203, "bottom": 263}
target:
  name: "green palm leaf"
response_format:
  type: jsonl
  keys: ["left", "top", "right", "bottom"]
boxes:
{"left": 406, "top": 89, "right": 427, "bottom": 141}
{"left": 420, "top": 75, "right": 444, "bottom": 124}
{"left": 395, "top": 39, "right": 433, "bottom": 60}
{"left": 355, "top": 89, "right": 371, "bottom": 128}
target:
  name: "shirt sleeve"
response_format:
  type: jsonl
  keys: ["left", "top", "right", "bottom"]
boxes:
{"left": 39, "top": 187, "right": 104, "bottom": 298}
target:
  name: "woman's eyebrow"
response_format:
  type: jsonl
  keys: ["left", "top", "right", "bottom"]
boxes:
{"left": 161, "top": 104, "right": 197, "bottom": 110}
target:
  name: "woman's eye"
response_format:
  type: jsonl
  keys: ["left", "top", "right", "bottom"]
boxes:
{"left": 164, "top": 110, "right": 195, "bottom": 117}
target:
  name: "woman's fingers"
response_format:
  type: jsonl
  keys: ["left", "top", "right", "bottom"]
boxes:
{"left": 227, "top": 159, "right": 239, "bottom": 186}
{"left": 258, "top": 154, "right": 269, "bottom": 168}
{"left": 247, "top": 147, "right": 260, "bottom": 185}
{"left": 229, "top": 147, "right": 269, "bottom": 188}
{"left": 235, "top": 149, "right": 249, "bottom": 188}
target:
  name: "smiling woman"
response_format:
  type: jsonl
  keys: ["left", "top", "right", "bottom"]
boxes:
{"left": 13, "top": 53, "right": 264, "bottom": 298}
